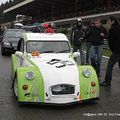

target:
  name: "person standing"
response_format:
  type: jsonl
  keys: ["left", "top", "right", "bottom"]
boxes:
{"left": 89, "top": 19, "right": 107, "bottom": 78}
{"left": 84, "top": 21, "right": 95, "bottom": 64}
{"left": 100, "top": 16, "right": 120, "bottom": 86}
{"left": 71, "top": 18, "right": 85, "bottom": 65}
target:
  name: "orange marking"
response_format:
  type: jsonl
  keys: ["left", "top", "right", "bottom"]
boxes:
{"left": 32, "top": 51, "right": 40, "bottom": 56}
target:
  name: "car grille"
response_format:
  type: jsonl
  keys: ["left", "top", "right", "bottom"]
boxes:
{"left": 51, "top": 84, "right": 75, "bottom": 95}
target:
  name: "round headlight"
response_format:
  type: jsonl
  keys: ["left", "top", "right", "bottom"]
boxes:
{"left": 3, "top": 42, "right": 11, "bottom": 46}
{"left": 82, "top": 68, "right": 92, "bottom": 78}
{"left": 26, "top": 71, "right": 35, "bottom": 80}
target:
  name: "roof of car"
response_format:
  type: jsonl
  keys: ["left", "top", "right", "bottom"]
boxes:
{"left": 24, "top": 33, "right": 69, "bottom": 41}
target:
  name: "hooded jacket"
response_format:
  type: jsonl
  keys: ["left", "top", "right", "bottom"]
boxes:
{"left": 71, "top": 23, "right": 84, "bottom": 47}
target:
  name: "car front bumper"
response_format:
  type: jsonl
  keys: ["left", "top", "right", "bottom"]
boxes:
{"left": 2, "top": 45, "right": 17, "bottom": 53}
{"left": 18, "top": 97, "right": 99, "bottom": 106}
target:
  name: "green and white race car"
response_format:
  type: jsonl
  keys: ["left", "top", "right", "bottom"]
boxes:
{"left": 11, "top": 33, "right": 99, "bottom": 105}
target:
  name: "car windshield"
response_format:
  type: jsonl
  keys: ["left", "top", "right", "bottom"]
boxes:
{"left": 27, "top": 41, "right": 70, "bottom": 53}
{"left": 5, "top": 30, "right": 25, "bottom": 38}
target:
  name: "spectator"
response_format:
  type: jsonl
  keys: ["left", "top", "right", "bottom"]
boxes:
{"left": 100, "top": 16, "right": 120, "bottom": 86}
{"left": 71, "top": 18, "right": 85, "bottom": 65}
{"left": 44, "top": 24, "right": 55, "bottom": 33}
{"left": 89, "top": 19, "right": 107, "bottom": 78}
{"left": 84, "top": 21, "right": 95, "bottom": 64}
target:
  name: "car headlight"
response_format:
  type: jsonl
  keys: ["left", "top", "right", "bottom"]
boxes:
{"left": 26, "top": 71, "right": 35, "bottom": 80}
{"left": 3, "top": 41, "right": 11, "bottom": 46}
{"left": 82, "top": 68, "right": 92, "bottom": 78}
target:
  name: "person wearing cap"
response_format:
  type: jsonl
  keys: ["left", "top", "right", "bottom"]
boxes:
{"left": 100, "top": 16, "right": 120, "bottom": 86}
{"left": 71, "top": 18, "right": 85, "bottom": 65}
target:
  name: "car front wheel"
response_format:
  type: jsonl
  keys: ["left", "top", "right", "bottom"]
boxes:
{"left": 13, "top": 77, "right": 18, "bottom": 99}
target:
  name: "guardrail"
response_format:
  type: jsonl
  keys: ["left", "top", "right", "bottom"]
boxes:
{"left": 103, "top": 39, "right": 109, "bottom": 49}
{"left": 66, "top": 34, "right": 110, "bottom": 50}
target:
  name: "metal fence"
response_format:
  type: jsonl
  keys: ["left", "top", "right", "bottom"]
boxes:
{"left": 103, "top": 39, "right": 109, "bottom": 49}
{"left": 66, "top": 34, "right": 110, "bottom": 50}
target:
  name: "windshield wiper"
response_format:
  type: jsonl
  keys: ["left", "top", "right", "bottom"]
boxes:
{"left": 42, "top": 50, "right": 54, "bottom": 53}
{"left": 58, "top": 50, "right": 70, "bottom": 53}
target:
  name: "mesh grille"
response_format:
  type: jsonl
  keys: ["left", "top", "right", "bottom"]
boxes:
{"left": 51, "top": 84, "right": 75, "bottom": 95}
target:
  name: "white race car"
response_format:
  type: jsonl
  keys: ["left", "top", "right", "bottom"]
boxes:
{"left": 11, "top": 33, "right": 99, "bottom": 105}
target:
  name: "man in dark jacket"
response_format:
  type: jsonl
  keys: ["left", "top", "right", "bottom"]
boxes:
{"left": 71, "top": 18, "right": 85, "bottom": 65}
{"left": 100, "top": 16, "right": 120, "bottom": 86}
{"left": 89, "top": 19, "right": 107, "bottom": 78}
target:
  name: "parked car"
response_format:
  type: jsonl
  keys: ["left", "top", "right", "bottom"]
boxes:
{"left": 1, "top": 29, "right": 25, "bottom": 55}
{"left": 11, "top": 33, "right": 99, "bottom": 105}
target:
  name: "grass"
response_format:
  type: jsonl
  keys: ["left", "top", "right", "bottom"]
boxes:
{"left": 103, "top": 49, "right": 112, "bottom": 57}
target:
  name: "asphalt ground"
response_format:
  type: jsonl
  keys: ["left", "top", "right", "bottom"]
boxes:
{"left": 0, "top": 47, "right": 120, "bottom": 120}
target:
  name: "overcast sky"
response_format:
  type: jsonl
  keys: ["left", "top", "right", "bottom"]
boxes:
{"left": 0, "top": 0, "right": 8, "bottom": 5}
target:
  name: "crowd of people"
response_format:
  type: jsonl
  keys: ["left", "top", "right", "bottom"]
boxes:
{"left": 70, "top": 16, "right": 120, "bottom": 87}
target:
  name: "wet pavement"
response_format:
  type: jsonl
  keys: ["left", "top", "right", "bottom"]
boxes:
{"left": 0, "top": 48, "right": 120, "bottom": 120}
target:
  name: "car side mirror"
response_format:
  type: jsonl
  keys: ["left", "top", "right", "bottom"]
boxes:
{"left": 73, "top": 52, "right": 80, "bottom": 58}
{"left": 15, "top": 51, "right": 24, "bottom": 60}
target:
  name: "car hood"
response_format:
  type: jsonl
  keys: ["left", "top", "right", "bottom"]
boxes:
{"left": 3, "top": 37, "right": 20, "bottom": 42}
{"left": 3, "top": 37, "right": 20, "bottom": 46}
{"left": 28, "top": 53, "right": 80, "bottom": 88}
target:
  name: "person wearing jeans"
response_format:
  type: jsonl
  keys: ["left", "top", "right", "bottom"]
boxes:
{"left": 89, "top": 19, "right": 107, "bottom": 78}
{"left": 90, "top": 45, "right": 102, "bottom": 77}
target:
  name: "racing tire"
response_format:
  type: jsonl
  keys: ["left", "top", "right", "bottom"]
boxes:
{"left": 13, "top": 77, "right": 18, "bottom": 100}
